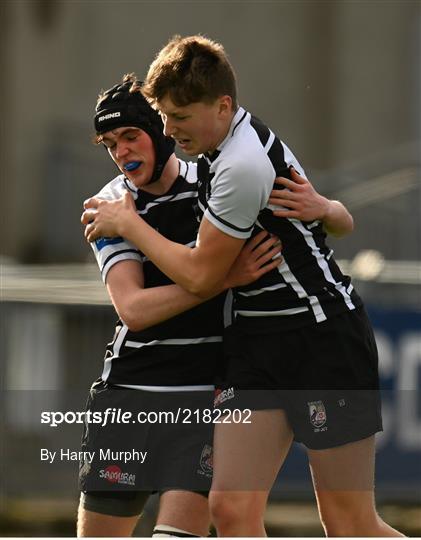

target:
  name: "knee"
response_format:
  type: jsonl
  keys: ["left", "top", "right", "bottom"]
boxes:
{"left": 209, "top": 491, "right": 241, "bottom": 529}
{"left": 209, "top": 491, "right": 262, "bottom": 531}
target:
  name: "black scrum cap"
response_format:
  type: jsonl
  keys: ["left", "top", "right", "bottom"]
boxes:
{"left": 94, "top": 78, "right": 175, "bottom": 183}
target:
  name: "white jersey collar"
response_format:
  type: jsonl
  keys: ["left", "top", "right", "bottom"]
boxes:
{"left": 215, "top": 106, "right": 248, "bottom": 153}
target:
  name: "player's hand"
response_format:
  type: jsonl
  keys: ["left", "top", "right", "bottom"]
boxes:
{"left": 224, "top": 230, "right": 282, "bottom": 289}
{"left": 269, "top": 167, "right": 329, "bottom": 222}
{"left": 81, "top": 192, "right": 137, "bottom": 242}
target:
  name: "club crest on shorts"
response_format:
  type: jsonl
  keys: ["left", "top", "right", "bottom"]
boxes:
{"left": 308, "top": 400, "right": 327, "bottom": 428}
{"left": 198, "top": 444, "right": 213, "bottom": 476}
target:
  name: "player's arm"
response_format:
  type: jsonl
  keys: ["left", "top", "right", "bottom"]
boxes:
{"left": 83, "top": 198, "right": 249, "bottom": 297}
{"left": 106, "top": 259, "right": 207, "bottom": 332}
{"left": 105, "top": 231, "right": 281, "bottom": 331}
{"left": 268, "top": 168, "right": 354, "bottom": 237}
{"left": 82, "top": 160, "right": 273, "bottom": 297}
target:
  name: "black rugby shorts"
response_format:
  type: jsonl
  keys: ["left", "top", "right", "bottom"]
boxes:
{"left": 79, "top": 381, "right": 214, "bottom": 515}
{"left": 219, "top": 306, "right": 383, "bottom": 449}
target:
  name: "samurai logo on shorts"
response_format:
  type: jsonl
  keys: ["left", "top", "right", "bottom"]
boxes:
{"left": 198, "top": 444, "right": 213, "bottom": 476}
{"left": 308, "top": 401, "right": 327, "bottom": 429}
{"left": 99, "top": 465, "right": 136, "bottom": 486}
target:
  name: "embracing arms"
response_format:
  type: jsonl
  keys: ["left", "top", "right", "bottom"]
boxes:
{"left": 103, "top": 230, "right": 281, "bottom": 331}
{"left": 82, "top": 170, "right": 352, "bottom": 297}
{"left": 268, "top": 168, "right": 353, "bottom": 237}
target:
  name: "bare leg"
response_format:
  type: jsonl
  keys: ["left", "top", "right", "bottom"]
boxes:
{"left": 308, "top": 436, "right": 404, "bottom": 537}
{"left": 77, "top": 489, "right": 210, "bottom": 537}
{"left": 155, "top": 490, "right": 210, "bottom": 537}
{"left": 209, "top": 409, "right": 293, "bottom": 537}
{"left": 77, "top": 506, "right": 139, "bottom": 537}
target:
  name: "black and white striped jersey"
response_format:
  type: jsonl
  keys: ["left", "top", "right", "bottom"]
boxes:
{"left": 197, "top": 106, "right": 362, "bottom": 332}
{"left": 91, "top": 160, "right": 227, "bottom": 389}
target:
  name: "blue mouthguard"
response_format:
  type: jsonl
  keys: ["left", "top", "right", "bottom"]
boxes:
{"left": 124, "top": 161, "right": 141, "bottom": 172}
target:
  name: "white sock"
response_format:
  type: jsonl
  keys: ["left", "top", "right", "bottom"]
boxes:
{"left": 152, "top": 524, "right": 200, "bottom": 537}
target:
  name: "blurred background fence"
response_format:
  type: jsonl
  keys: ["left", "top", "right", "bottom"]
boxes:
{"left": 1, "top": 0, "right": 420, "bottom": 536}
